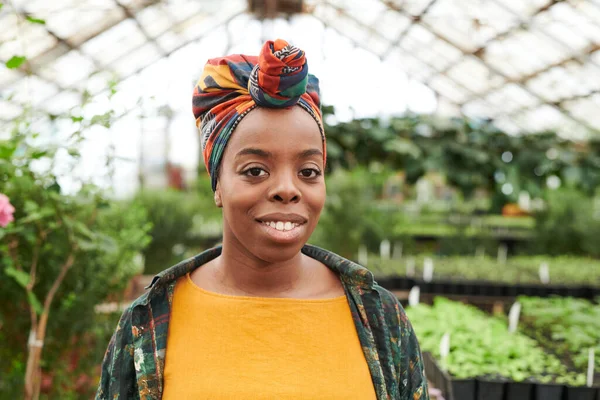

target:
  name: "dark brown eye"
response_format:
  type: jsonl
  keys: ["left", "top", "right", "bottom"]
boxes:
{"left": 300, "top": 169, "right": 321, "bottom": 178}
{"left": 245, "top": 167, "right": 266, "bottom": 177}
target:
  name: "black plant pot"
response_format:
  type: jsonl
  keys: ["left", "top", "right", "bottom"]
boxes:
{"left": 566, "top": 386, "right": 597, "bottom": 400}
{"left": 391, "top": 276, "right": 414, "bottom": 290}
{"left": 505, "top": 285, "right": 519, "bottom": 297}
{"left": 477, "top": 378, "right": 505, "bottom": 400}
{"left": 505, "top": 382, "right": 533, "bottom": 400}
{"left": 535, "top": 383, "right": 564, "bottom": 400}
{"left": 430, "top": 281, "right": 446, "bottom": 294}
{"left": 450, "top": 379, "right": 476, "bottom": 400}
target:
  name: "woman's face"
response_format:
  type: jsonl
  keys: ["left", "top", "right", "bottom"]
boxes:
{"left": 215, "top": 106, "right": 326, "bottom": 263}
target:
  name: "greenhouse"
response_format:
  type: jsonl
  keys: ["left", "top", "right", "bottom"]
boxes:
{"left": 1, "top": 0, "right": 600, "bottom": 399}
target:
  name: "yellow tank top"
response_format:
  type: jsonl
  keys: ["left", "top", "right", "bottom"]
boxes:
{"left": 163, "top": 273, "right": 377, "bottom": 400}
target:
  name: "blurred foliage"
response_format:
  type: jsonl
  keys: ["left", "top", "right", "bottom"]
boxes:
{"left": 529, "top": 189, "right": 600, "bottom": 257}
{"left": 0, "top": 104, "right": 151, "bottom": 397}
{"left": 324, "top": 111, "right": 600, "bottom": 209}
{"left": 368, "top": 253, "right": 600, "bottom": 286}
{"left": 134, "top": 178, "right": 222, "bottom": 275}
{"left": 309, "top": 167, "right": 399, "bottom": 259}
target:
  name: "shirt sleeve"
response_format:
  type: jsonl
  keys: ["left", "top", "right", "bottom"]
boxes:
{"left": 96, "top": 307, "right": 140, "bottom": 400}
{"left": 379, "top": 288, "right": 430, "bottom": 400}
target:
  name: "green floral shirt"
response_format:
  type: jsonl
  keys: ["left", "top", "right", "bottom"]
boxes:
{"left": 96, "top": 245, "right": 428, "bottom": 400}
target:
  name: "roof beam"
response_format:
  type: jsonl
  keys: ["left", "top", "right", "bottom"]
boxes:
{"left": 380, "top": 0, "right": 439, "bottom": 56}
{"left": 379, "top": 0, "right": 598, "bottom": 133}
{"left": 318, "top": 1, "right": 535, "bottom": 118}
{"left": 490, "top": 89, "right": 600, "bottom": 124}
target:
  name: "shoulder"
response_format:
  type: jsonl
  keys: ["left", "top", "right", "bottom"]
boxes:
{"left": 374, "top": 285, "right": 408, "bottom": 323}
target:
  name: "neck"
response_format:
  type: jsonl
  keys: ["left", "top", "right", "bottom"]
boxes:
{"left": 213, "top": 232, "right": 309, "bottom": 297}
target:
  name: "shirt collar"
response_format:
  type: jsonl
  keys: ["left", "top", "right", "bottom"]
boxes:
{"left": 144, "top": 244, "right": 375, "bottom": 300}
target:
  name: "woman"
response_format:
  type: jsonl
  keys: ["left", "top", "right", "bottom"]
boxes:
{"left": 97, "top": 39, "right": 428, "bottom": 400}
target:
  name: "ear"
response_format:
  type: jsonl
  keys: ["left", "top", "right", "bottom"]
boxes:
{"left": 214, "top": 184, "right": 223, "bottom": 208}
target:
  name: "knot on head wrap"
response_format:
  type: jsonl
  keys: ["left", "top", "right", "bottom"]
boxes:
{"left": 192, "top": 39, "right": 325, "bottom": 191}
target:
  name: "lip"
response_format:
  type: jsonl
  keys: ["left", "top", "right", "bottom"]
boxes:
{"left": 257, "top": 220, "right": 306, "bottom": 244}
{"left": 255, "top": 213, "right": 308, "bottom": 224}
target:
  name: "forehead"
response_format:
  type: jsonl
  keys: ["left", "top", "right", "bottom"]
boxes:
{"left": 227, "top": 106, "right": 323, "bottom": 152}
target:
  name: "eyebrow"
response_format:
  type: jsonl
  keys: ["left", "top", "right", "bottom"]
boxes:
{"left": 298, "top": 148, "right": 324, "bottom": 159}
{"left": 235, "top": 147, "right": 323, "bottom": 160}
{"left": 235, "top": 148, "right": 273, "bottom": 159}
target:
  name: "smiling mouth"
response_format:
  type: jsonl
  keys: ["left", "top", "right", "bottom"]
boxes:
{"left": 259, "top": 220, "right": 304, "bottom": 232}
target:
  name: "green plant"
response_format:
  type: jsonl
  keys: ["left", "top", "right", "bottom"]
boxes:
{"left": 530, "top": 189, "right": 600, "bottom": 257}
{"left": 133, "top": 183, "right": 222, "bottom": 275}
{"left": 367, "top": 254, "right": 600, "bottom": 286}
{"left": 406, "top": 298, "right": 584, "bottom": 384}
{"left": 519, "top": 296, "right": 600, "bottom": 373}
{"left": 309, "top": 167, "right": 397, "bottom": 259}
{"left": 0, "top": 108, "right": 151, "bottom": 398}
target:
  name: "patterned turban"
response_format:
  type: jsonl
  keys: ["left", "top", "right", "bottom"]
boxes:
{"left": 192, "top": 39, "right": 325, "bottom": 191}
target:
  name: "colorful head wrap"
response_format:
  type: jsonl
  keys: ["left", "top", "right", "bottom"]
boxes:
{"left": 192, "top": 39, "right": 325, "bottom": 191}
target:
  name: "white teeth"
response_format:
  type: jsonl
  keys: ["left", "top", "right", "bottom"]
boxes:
{"left": 262, "top": 221, "right": 301, "bottom": 231}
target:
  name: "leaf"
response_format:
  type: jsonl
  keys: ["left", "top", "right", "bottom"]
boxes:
{"left": 0, "top": 4, "right": 3, "bottom": 11}
{"left": 5, "top": 266, "right": 30, "bottom": 288}
{"left": 70, "top": 116, "right": 84, "bottom": 123}
{"left": 6, "top": 56, "right": 26, "bottom": 69}
{"left": 27, "top": 291, "right": 43, "bottom": 315}
{"left": 25, "top": 16, "right": 45, "bottom": 24}
{"left": 30, "top": 150, "right": 48, "bottom": 159}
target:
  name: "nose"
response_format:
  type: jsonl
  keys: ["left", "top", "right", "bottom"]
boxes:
{"left": 269, "top": 170, "right": 301, "bottom": 204}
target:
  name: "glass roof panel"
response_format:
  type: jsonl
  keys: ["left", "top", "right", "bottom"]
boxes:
{"left": 327, "top": 0, "right": 387, "bottom": 27}
{"left": 0, "top": 66, "right": 22, "bottom": 89}
{"left": 501, "top": 0, "right": 552, "bottom": 17}
{"left": 423, "top": 0, "right": 519, "bottom": 52}
{"left": 4, "top": 75, "right": 58, "bottom": 106}
{"left": 0, "top": 100, "right": 23, "bottom": 121}
{"left": 386, "top": 49, "right": 435, "bottom": 82}
{"left": 527, "top": 62, "right": 600, "bottom": 103}
{"left": 112, "top": 42, "right": 162, "bottom": 78}
{"left": 38, "top": 50, "right": 96, "bottom": 88}
{"left": 41, "top": 89, "right": 81, "bottom": 115}
{"left": 400, "top": 25, "right": 460, "bottom": 73}
{"left": 0, "top": 15, "right": 57, "bottom": 61}
{"left": 81, "top": 18, "right": 146, "bottom": 66}
{"left": 563, "top": 95, "right": 600, "bottom": 130}
{"left": 547, "top": 2, "right": 600, "bottom": 51}
{"left": 483, "top": 29, "right": 566, "bottom": 80}
{"left": 3, "top": 0, "right": 600, "bottom": 141}
{"left": 373, "top": 10, "right": 411, "bottom": 42}
{"left": 428, "top": 74, "right": 469, "bottom": 104}
{"left": 446, "top": 58, "right": 504, "bottom": 94}
{"left": 45, "top": 0, "right": 123, "bottom": 40}
{"left": 484, "top": 83, "right": 539, "bottom": 115}
{"left": 384, "top": 0, "right": 438, "bottom": 16}
{"left": 462, "top": 99, "right": 497, "bottom": 119}
{"left": 135, "top": 3, "right": 174, "bottom": 38}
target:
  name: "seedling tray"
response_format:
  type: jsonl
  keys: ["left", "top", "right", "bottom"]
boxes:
{"left": 423, "top": 352, "right": 599, "bottom": 400}
{"left": 376, "top": 276, "right": 598, "bottom": 299}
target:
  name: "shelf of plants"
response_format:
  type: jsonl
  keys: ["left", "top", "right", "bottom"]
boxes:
{"left": 371, "top": 256, "right": 600, "bottom": 298}
{"left": 518, "top": 297, "right": 600, "bottom": 384}
{"left": 406, "top": 298, "right": 599, "bottom": 400}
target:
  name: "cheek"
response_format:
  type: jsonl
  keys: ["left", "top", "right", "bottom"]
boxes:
{"left": 307, "top": 183, "right": 326, "bottom": 214}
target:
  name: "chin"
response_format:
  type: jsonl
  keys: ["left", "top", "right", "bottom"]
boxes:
{"left": 251, "top": 240, "right": 306, "bottom": 264}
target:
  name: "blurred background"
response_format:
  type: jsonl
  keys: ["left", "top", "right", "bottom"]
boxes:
{"left": 1, "top": 0, "right": 600, "bottom": 399}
